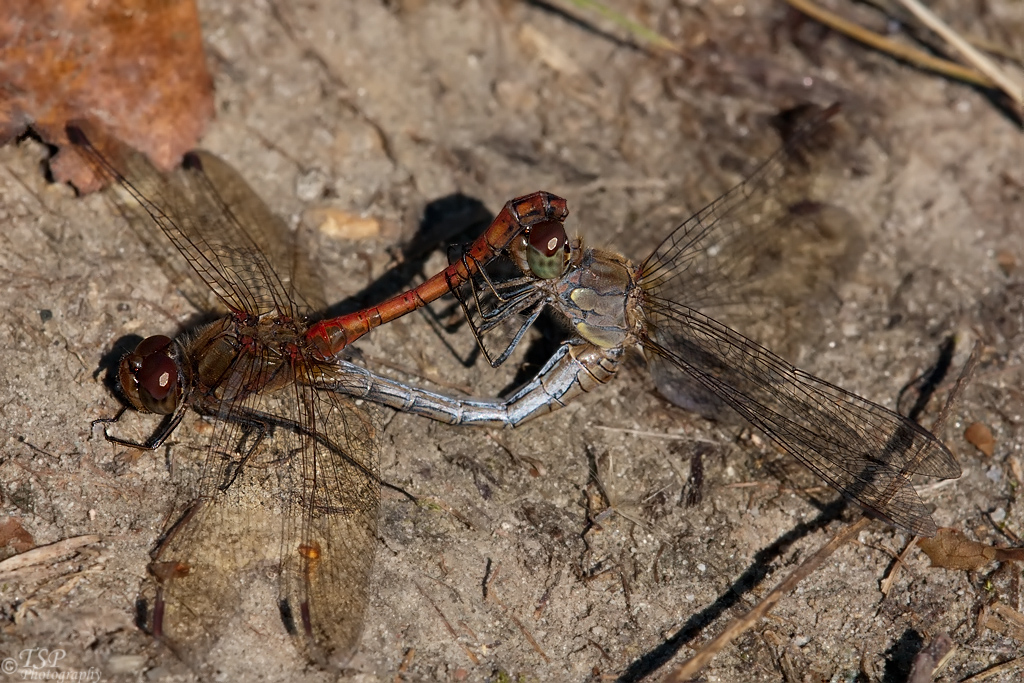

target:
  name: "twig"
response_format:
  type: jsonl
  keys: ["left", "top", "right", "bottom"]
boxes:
{"left": 963, "top": 34, "right": 1024, "bottom": 67}
{"left": 0, "top": 535, "right": 101, "bottom": 576}
{"left": 591, "top": 424, "right": 716, "bottom": 443}
{"left": 393, "top": 648, "right": 415, "bottom": 683}
{"left": 930, "top": 340, "right": 981, "bottom": 434}
{"left": 483, "top": 562, "right": 551, "bottom": 663}
{"left": 878, "top": 537, "right": 917, "bottom": 597}
{"left": 895, "top": 0, "right": 1023, "bottom": 105}
{"left": 418, "top": 496, "right": 474, "bottom": 530}
{"left": 785, "top": 0, "right": 998, "bottom": 90}
{"left": 507, "top": 611, "right": 551, "bottom": 663}
{"left": 565, "top": 0, "right": 682, "bottom": 55}
{"left": 665, "top": 516, "right": 873, "bottom": 682}
{"left": 960, "top": 654, "right": 1024, "bottom": 682}
{"left": 414, "top": 580, "right": 480, "bottom": 665}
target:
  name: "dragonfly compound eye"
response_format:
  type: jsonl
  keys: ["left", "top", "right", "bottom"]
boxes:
{"left": 526, "top": 219, "right": 569, "bottom": 279}
{"left": 119, "top": 335, "right": 181, "bottom": 415}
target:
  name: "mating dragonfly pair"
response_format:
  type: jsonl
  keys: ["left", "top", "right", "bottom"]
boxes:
{"left": 68, "top": 103, "right": 958, "bottom": 670}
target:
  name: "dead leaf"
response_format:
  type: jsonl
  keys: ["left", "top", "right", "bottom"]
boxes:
{"left": 918, "top": 527, "right": 1024, "bottom": 570}
{"left": 0, "top": 0, "right": 214, "bottom": 191}
{"left": 0, "top": 517, "right": 35, "bottom": 558}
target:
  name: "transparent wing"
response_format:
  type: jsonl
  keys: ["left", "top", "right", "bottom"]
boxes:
{"left": 279, "top": 371, "right": 380, "bottom": 667}
{"left": 143, "top": 470, "right": 282, "bottom": 668}
{"left": 634, "top": 104, "right": 866, "bottom": 417}
{"left": 142, "top": 350, "right": 379, "bottom": 670}
{"left": 67, "top": 123, "right": 324, "bottom": 317}
{"left": 641, "top": 299, "right": 960, "bottom": 536}
{"left": 183, "top": 151, "right": 327, "bottom": 315}
{"left": 638, "top": 104, "right": 864, "bottom": 342}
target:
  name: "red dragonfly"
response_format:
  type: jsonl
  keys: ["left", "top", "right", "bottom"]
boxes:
{"left": 68, "top": 122, "right": 567, "bottom": 670}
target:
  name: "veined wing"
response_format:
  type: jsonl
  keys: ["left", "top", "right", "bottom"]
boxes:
{"left": 641, "top": 298, "right": 960, "bottom": 537}
{"left": 281, "top": 364, "right": 380, "bottom": 666}
{"left": 181, "top": 150, "right": 328, "bottom": 315}
{"left": 144, "top": 353, "right": 380, "bottom": 669}
{"left": 638, "top": 104, "right": 859, "bottom": 322}
{"left": 67, "top": 123, "right": 319, "bottom": 317}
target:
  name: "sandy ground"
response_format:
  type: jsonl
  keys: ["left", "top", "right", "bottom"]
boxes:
{"left": 1, "top": 1, "right": 1023, "bottom": 681}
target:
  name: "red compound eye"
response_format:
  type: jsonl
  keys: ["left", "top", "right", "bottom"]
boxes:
{"left": 138, "top": 352, "right": 178, "bottom": 401}
{"left": 529, "top": 219, "right": 567, "bottom": 256}
{"left": 135, "top": 334, "right": 173, "bottom": 359}
{"left": 119, "top": 335, "right": 181, "bottom": 414}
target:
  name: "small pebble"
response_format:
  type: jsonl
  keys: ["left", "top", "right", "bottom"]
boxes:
{"left": 995, "top": 249, "right": 1016, "bottom": 276}
{"left": 306, "top": 207, "right": 381, "bottom": 240}
{"left": 107, "top": 655, "right": 147, "bottom": 674}
{"left": 965, "top": 422, "right": 995, "bottom": 457}
{"left": 295, "top": 168, "right": 329, "bottom": 201}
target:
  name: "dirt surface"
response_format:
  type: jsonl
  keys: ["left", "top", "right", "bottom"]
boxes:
{"left": 1, "top": 1, "right": 1023, "bottom": 682}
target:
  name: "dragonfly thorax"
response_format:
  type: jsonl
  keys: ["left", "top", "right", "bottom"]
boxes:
{"left": 553, "top": 249, "right": 636, "bottom": 350}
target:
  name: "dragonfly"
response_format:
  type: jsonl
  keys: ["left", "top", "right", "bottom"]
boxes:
{"left": 67, "top": 122, "right": 567, "bottom": 670}
{"left": 336, "top": 103, "right": 961, "bottom": 537}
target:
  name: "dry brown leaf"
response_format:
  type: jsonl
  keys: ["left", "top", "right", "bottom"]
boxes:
{"left": 918, "top": 527, "right": 1024, "bottom": 570}
{"left": 0, "top": 517, "right": 34, "bottom": 558}
{"left": 0, "top": 0, "right": 214, "bottom": 191}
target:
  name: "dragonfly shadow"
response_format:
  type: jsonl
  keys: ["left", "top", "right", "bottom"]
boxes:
{"left": 94, "top": 334, "right": 143, "bottom": 403}
{"left": 319, "top": 193, "right": 494, "bottom": 322}
{"left": 897, "top": 335, "right": 955, "bottom": 422}
{"left": 617, "top": 498, "right": 849, "bottom": 682}
{"left": 881, "top": 628, "right": 925, "bottom": 683}
{"left": 317, "top": 193, "right": 507, "bottom": 370}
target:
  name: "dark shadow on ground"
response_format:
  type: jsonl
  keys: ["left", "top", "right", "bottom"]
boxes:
{"left": 617, "top": 498, "right": 850, "bottom": 682}
{"left": 320, "top": 192, "right": 493, "bottom": 322}
{"left": 881, "top": 628, "right": 924, "bottom": 683}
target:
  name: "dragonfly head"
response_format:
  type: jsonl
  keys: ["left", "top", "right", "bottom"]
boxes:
{"left": 118, "top": 335, "right": 186, "bottom": 415}
{"left": 522, "top": 218, "right": 570, "bottom": 279}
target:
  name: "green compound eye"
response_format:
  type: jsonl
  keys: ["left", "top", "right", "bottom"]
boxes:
{"left": 526, "top": 219, "right": 568, "bottom": 279}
